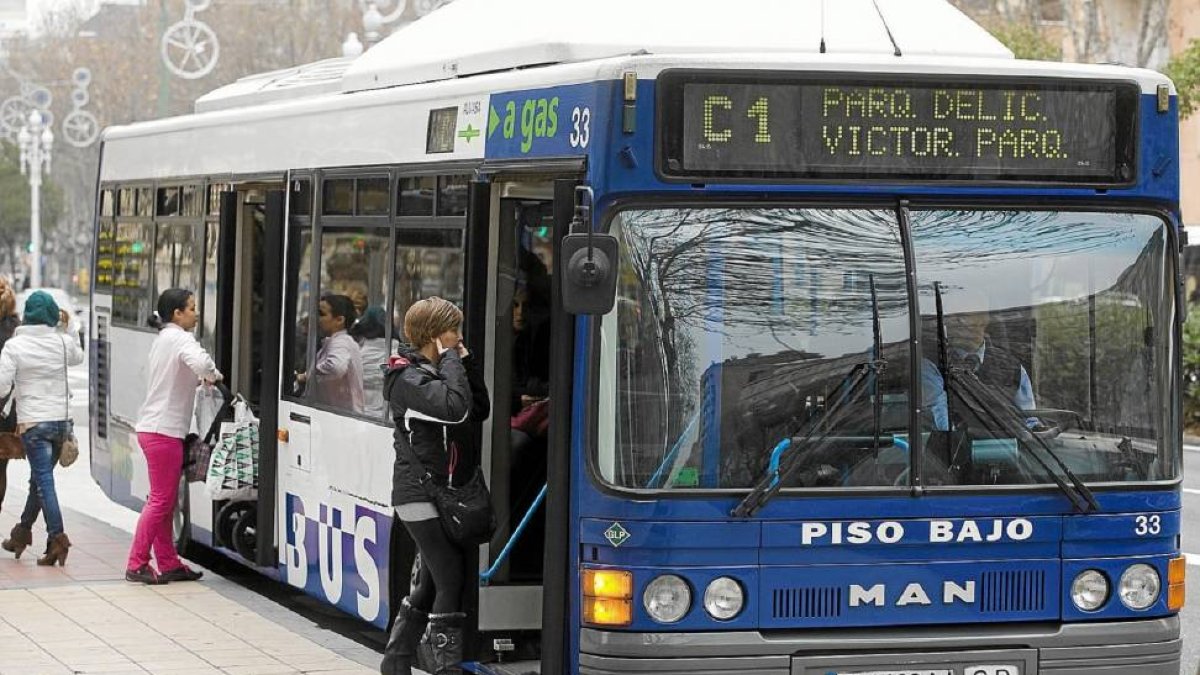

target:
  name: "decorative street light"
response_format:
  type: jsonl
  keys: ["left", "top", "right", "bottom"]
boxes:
{"left": 342, "top": 32, "right": 364, "bottom": 58}
{"left": 18, "top": 110, "right": 53, "bottom": 289}
{"left": 362, "top": 2, "right": 384, "bottom": 46}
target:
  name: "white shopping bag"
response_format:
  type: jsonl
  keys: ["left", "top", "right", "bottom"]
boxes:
{"left": 204, "top": 396, "right": 260, "bottom": 501}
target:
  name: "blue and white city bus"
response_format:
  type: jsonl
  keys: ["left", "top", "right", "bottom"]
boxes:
{"left": 90, "top": 0, "right": 1185, "bottom": 672}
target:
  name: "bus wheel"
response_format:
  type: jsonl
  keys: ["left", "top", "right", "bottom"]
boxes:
{"left": 173, "top": 475, "right": 192, "bottom": 557}
{"left": 216, "top": 500, "right": 253, "bottom": 550}
{"left": 231, "top": 505, "right": 258, "bottom": 561}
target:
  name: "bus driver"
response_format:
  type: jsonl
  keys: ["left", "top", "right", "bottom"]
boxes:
{"left": 920, "top": 289, "right": 1036, "bottom": 432}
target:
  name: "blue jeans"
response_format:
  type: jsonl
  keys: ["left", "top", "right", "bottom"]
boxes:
{"left": 19, "top": 421, "right": 67, "bottom": 538}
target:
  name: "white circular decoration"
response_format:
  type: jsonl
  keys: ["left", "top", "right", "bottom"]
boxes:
{"left": 186, "top": 0, "right": 212, "bottom": 10}
{"left": 62, "top": 110, "right": 99, "bottom": 148}
{"left": 161, "top": 19, "right": 220, "bottom": 80}
{"left": 72, "top": 67, "right": 91, "bottom": 87}
{"left": 0, "top": 96, "right": 32, "bottom": 136}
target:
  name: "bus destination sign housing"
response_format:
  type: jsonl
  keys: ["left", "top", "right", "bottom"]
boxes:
{"left": 658, "top": 71, "right": 1138, "bottom": 185}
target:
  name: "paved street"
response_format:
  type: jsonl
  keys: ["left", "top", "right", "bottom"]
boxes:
{"left": 0, "top": 362, "right": 381, "bottom": 675}
{"left": 1181, "top": 444, "right": 1200, "bottom": 674}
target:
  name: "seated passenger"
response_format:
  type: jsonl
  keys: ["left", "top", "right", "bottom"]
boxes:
{"left": 921, "top": 294, "right": 1035, "bottom": 433}
{"left": 297, "top": 294, "right": 365, "bottom": 414}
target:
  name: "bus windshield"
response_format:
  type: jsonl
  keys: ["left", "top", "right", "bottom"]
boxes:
{"left": 595, "top": 207, "right": 1176, "bottom": 491}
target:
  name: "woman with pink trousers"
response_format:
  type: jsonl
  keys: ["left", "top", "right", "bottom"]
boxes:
{"left": 126, "top": 288, "right": 222, "bottom": 584}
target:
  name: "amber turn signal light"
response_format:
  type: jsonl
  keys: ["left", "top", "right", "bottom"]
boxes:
{"left": 582, "top": 568, "right": 633, "bottom": 599}
{"left": 1168, "top": 555, "right": 1186, "bottom": 611}
{"left": 582, "top": 597, "right": 633, "bottom": 626}
{"left": 582, "top": 567, "right": 634, "bottom": 627}
{"left": 277, "top": 429, "right": 289, "bottom": 443}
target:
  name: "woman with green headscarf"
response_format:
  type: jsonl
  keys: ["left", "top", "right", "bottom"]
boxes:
{"left": 0, "top": 290, "right": 83, "bottom": 565}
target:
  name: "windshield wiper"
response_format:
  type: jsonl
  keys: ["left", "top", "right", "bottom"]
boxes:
{"left": 949, "top": 368, "right": 1099, "bottom": 512}
{"left": 732, "top": 275, "right": 887, "bottom": 518}
{"left": 931, "top": 287, "right": 1098, "bottom": 513}
{"left": 731, "top": 365, "right": 874, "bottom": 517}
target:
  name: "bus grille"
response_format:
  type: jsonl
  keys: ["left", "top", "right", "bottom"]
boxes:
{"left": 771, "top": 586, "right": 842, "bottom": 619}
{"left": 979, "top": 569, "right": 1045, "bottom": 613}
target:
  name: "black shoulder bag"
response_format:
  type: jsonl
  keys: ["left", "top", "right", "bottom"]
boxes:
{"left": 399, "top": 415, "right": 495, "bottom": 546}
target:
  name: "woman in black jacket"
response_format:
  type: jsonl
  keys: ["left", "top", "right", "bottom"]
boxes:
{"left": 380, "top": 297, "right": 489, "bottom": 675}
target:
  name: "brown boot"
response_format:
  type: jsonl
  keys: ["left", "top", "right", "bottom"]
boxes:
{"left": 36, "top": 533, "right": 69, "bottom": 566}
{"left": 1, "top": 524, "right": 32, "bottom": 559}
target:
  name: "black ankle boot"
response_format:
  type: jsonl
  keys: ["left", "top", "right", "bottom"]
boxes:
{"left": 379, "top": 598, "right": 429, "bottom": 675}
{"left": 426, "top": 612, "right": 466, "bottom": 675}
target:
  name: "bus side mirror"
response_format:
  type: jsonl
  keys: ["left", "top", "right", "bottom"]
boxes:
{"left": 561, "top": 233, "right": 618, "bottom": 315}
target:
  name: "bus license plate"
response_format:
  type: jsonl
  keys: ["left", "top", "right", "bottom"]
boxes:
{"left": 836, "top": 671, "right": 952, "bottom": 675}
{"left": 838, "top": 669, "right": 1018, "bottom": 675}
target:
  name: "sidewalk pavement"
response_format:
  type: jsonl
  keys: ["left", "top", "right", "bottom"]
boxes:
{"left": 0, "top": 484, "right": 382, "bottom": 675}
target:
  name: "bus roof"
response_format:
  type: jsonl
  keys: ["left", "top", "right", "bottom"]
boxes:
{"left": 341, "top": 0, "right": 1011, "bottom": 91}
{"left": 197, "top": 0, "right": 1011, "bottom": 112}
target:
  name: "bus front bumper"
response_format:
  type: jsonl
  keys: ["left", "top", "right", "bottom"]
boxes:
{"left": 579, "top": 615, "right": 1180, "bottom": 674}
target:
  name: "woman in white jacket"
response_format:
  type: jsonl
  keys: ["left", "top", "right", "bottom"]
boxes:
{"left": 0, "top": 290, "right": 83, "bottom": 565}
{"left": 125, "top": 289, "right": 222, "bottom": 584}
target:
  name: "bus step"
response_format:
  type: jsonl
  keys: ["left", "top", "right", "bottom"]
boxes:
{"left": 466, "top": 660, "right": 540, "bottom": 675}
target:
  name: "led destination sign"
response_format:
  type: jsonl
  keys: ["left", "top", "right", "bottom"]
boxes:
{"left": 660, "top": 73, "right": 1137, "bottom": 183}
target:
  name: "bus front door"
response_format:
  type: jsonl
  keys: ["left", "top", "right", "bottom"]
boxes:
{"left": 472, "top": 177, "right": 576, "bottom": 671}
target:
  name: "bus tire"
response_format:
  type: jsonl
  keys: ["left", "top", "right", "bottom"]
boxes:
{"left": 231, "top": 505, "right": 258, "bottom": 561}
{"left": 216, "top": 500, "right": 253, "bottom": 550}
{"left": 173, "top": 474, "right": 192, "bottom": 557}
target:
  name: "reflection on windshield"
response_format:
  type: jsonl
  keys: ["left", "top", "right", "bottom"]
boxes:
{"left": 596, "top": 208, "right": 1175, "bottom": 491}
{"left": 597, "top": 208, "right": 911, "bottom": 490}
{"left": 913, "top": 210, "right": 1174, "bottom": 486}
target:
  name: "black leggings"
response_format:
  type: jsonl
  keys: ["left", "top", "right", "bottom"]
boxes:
{"left": 403, "top": 517, "right": 463, "bottom": 614}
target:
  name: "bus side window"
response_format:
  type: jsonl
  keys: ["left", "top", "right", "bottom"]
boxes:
{"left": 283, "top": 223, "right": 314, "bottom": 400}
{"left": 391, "top": 228, "right": 465, "bottom": 344}
{"left": 112, "top": 220, "right": 155, "bottom": 327}
{"left": 153, "top": 223, "right": 202, "bottom": 320}
{"left": 305, "top": 177, "right": 391, "bottom": 418}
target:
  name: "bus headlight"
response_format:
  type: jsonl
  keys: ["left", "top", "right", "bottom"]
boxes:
{"left": 703, "top": 577, "right": 744, "bottom": 620}
{"left": 1070, "top": 569, "right": 1109, "bottom": 611}
{"left": 643, "top": 574, "right": 691, "bottom": 623}
{"left": 1118, "top": 564, "right": 1161, "bottom": 610}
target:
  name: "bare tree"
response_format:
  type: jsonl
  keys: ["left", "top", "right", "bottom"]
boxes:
{"left": 0, "top": 0, "right": 363, "bottom": 288}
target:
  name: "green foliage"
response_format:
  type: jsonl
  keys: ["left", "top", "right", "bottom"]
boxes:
{"left": 986, "top": 22, "right": 1062, "bottom": 62}
{"left": 0, "top": 140, "right": 65, "bottom": 268}
{"left": 1184, "top": 304, "right": 1200, "bottom": 431}
{"left": 1164, "top": 39, "right": 1200, "bottom": 119}
{"left": 1035, "top": 298, "right": 1155, "bottom": 428}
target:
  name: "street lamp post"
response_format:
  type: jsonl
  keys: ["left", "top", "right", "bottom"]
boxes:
{"left": 18, "top": 110, "right": 53, "bottom": 289}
